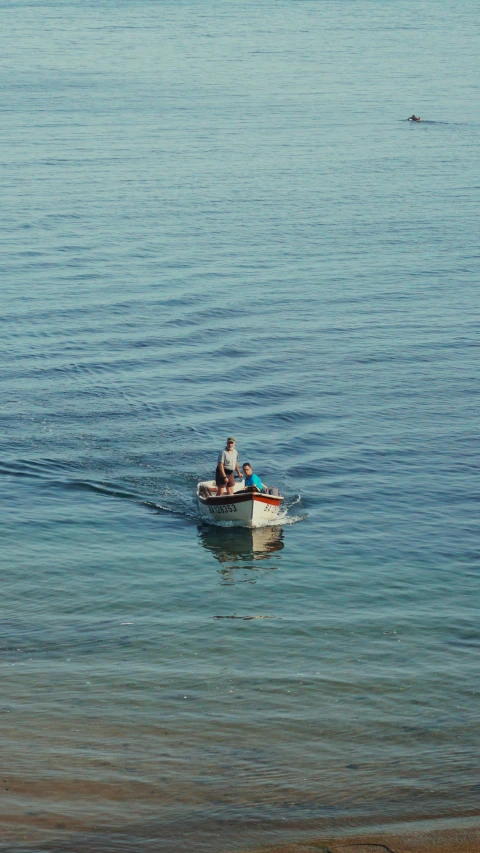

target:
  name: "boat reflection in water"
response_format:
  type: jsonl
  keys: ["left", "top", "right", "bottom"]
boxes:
{"left": 198, "top": 524, "right": 284, "bottom": 584}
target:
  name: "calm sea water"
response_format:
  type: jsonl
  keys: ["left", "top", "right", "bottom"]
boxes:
{"left": 1, "top": 0, "right": 479, "bottom": 851}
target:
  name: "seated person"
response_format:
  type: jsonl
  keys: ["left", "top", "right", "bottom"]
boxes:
{"left": 408, "top": 114, "right": 421, "bottom": 121}
{"left": 242, "top": 462, "right": 266, "bottom": 492}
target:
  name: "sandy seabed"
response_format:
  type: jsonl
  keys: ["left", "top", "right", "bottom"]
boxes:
{"left": 244, "top": 819, "right": 480, "bottom": 853}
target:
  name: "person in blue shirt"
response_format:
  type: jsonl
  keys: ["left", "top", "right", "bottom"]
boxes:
{"left": 242, "top": 462, "right": 265, "bottom": 492}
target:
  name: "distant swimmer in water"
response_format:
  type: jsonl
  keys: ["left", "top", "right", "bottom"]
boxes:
{"left": 408, "top": 114, "right": 421, "bottom": 122}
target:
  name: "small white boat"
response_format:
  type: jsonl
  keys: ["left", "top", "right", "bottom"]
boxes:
{"left": 197, "top": 479, "right": 284, "bottom": 527}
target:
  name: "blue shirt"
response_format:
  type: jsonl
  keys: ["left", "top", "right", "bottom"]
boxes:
{"left": 244, "top": 472, "right": 264, "bottom": 490}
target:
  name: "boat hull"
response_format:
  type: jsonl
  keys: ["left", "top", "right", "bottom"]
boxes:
{"left": 197, "top": 480, "right": 284, "bottom": 527}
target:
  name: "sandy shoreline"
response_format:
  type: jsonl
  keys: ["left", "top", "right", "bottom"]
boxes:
{"left": 243, "top": 817, "right": 480, "bottom": 853}
{"left": 0, "top": 813, "right": 479, "bottom": 853}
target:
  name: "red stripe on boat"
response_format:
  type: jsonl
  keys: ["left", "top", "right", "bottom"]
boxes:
{"left": 199, "top": 493, "right": 283, "bottom": 507}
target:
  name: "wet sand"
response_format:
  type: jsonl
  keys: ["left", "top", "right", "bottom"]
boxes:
{"left": 3, "top": 812, "right": 479, "bottom": 853}
{"left": 245, "top": 819, "right": 480, "bottom": 853}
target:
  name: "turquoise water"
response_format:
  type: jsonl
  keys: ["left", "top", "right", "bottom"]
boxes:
{"left": 1, "top": 0, "right": 479, "bottom": 850}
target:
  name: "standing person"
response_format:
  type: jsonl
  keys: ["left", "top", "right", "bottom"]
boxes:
{"left": 216, "top": 437, "right": 242, "bottom": 496}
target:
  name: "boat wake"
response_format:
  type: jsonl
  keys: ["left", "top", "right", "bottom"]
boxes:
{"left": 0, "top": 459, "right": 306, "bottom": 529}
{"left": 73, "top": 481, "right": 307, "bottom": 529}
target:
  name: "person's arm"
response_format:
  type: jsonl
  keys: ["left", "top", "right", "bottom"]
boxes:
{"left": 235, "top": 459, "right": 242, "bottom": 477}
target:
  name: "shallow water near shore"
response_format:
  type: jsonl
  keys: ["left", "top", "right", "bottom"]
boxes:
{"left": 1, "top": 0, "right": 479, "bottom": 850}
